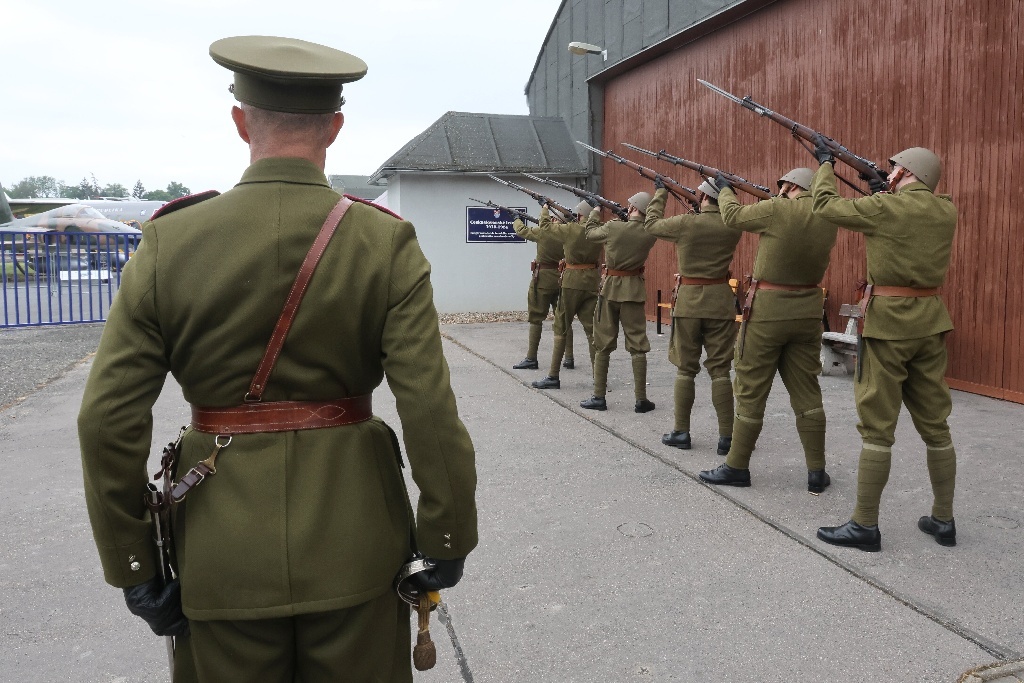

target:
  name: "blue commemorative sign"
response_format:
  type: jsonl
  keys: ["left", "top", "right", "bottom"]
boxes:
{"left": 466, "top": 206, "right": 527, "bottom": 244}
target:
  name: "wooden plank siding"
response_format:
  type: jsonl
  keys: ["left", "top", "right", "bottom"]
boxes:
{"left": 596, "top": 0, "right": 1023, "bottom": 403}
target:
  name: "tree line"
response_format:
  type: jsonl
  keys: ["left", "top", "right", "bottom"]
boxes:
{"left": 5, "top": 175, "right": 192, "bottom": 202}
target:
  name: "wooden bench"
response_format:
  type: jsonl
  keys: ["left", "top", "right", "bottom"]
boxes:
{"left": 821, "top": 303, "right": 861, "bottom": 376}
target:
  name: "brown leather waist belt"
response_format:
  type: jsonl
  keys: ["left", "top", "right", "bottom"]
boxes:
{"left": 191, "top": 396, "right": 373, "bottom": 435}
{"left": 868, "top": 286, "right": 941, "bottom": 297}
{"left": 564, "top": 263, "right": 598, "bottom": 270}
{"left": 679, "top": 276, "right": 730, "bottom": 286}
{"left": 605, "top": 267, "right": 644, "bottom": 277}
{"left": 755, "top": 280, "right": 819, "bottom": 292}
{"left": 531, "top": 260, "right": 559, "bottom": 271}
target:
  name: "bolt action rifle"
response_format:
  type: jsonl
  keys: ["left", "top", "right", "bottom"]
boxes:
{"left": 576, "top": 141, "right": 702, "bottom": 211}
{"left": 698, "top": 79, "right": 888, "bottom": 195}
{"left": 485, "top": 175, "right": 575, "bottom": 221}
{"left": 622, "top": 143, "right": 774, "bottom": 200}
{"left": 520, "top": 173, "right": 629, "bottom": 221}
{"left": 467, "top": 197, "right": 538, "bottom": 225}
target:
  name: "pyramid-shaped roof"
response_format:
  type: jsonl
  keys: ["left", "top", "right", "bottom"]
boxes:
{"left": 369, "top": 111, "right": 587, "bottom": 185}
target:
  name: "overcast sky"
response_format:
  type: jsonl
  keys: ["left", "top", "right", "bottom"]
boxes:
{"left": 1, "top": 0, "right": 562, "bottom": 195}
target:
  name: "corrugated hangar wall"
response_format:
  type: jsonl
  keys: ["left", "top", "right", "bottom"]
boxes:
{"left": 527, "top": 0, "right": 1023, "bottom": 403}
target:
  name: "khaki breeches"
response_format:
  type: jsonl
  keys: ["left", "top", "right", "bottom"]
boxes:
{"left": 593, "top": 299, "right": 651, "bottom": 355}
{"left": 669, "top": 317, "right": 737, "bottom": 378}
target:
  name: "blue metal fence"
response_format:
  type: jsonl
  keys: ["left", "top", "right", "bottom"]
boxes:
{"left": 1, "top": 231, "right": 142, "bottom": 327}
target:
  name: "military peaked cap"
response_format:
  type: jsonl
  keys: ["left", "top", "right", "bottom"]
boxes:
{"left": 210, "top": 36, "right": 368, "bottom": 114}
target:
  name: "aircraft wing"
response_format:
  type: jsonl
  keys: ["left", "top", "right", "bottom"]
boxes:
{"left": 6, "top": 197, "right": 76, "bottom": 216}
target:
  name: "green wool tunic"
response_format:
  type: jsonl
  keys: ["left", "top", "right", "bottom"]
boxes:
{"left": 78, "top": 158, "right": 479, "bottom": 621}
{"left": 584, "top": 209, "right": 657, "bottom": 302}
{"left": 718, "top": 187, "right": 837, "bottom": 320}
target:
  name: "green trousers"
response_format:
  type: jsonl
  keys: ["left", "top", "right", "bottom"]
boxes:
{"left": 592, "top": 299, "right": 650, "bottom": 399}
{"left": 669, "top": 317, "right": 736, "bottom": 434}
{"left": 182, "top": 590, "right": 411, "bottom": 682}
{"left": 548, "top": 287, "right": 596, "bottom": 376}
{"left": 526, "top": 284, "right": 571, "bottom": 360}
{"left": 725, "top": 318, "right": 826, "bottom": 471}
{"left": 851, "top": 334, "right": 957, "bottom": 526}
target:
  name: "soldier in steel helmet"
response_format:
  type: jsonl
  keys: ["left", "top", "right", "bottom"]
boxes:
{"left": 698, "top": 168, "right": 837, "bottom": 494}
{"left": 644, "top": 177, "right": 741, "bottom": 454}
{"left": 812, "top": 142, "right": 958, "bottom": 552}
{"left": 580, "top": 192, "right": 659, "bottom": 412}
{"left": 78, "top": 36, "right": 478, "bottom": 680}
{"left": 531, "top": 200, "right": 603, "bottom": 390}
{"left": 511, "top": 204, "right": 575, "bottom": 371}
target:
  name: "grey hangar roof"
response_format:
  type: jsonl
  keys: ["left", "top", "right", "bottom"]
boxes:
{"left": 368, "top": 111, "right": 587, "bottom": 185}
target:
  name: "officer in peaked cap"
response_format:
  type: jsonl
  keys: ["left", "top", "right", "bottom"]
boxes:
{"left": 79, "top": 36, "right": 478, "bottom": 681}
{"left": 812, "top": 142, "right": 958, "bottom": 552}
{"left": 698, "top": 168, "right": 837, "bottom": 496}
{"left": 643, "top": 177, "right": 742, "bottom": 455}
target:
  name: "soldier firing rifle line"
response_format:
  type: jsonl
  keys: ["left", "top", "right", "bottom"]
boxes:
{"left": 520, "top": 173, "right": 630, "bottom": 221}
{"left": 622, "top": 143, "right": 774, "bottom": 200}
{"left": 697, "top": 79, "right": 888, "bottom": 195}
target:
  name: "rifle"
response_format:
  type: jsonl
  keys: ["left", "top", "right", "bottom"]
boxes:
{"left": 576, "top": 141, "right": 701, "bottom": 211}
{"left": 622, "top": 143, "right": 774, "bottom": 200}
{"left": 520, "top": 173, "right": 629, "bottom": 221}
{"left": 485, "top": 174, "right": 575, "bottom": 221}
{"left": 468, "top": 197, "right": 538, "bottom": 224}
{"left": 697, "top": 79, "right": 888, "bottom": 195}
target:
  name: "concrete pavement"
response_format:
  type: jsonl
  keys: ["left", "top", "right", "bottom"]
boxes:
{"left": 1, "top": 321, "right": 1022, "bottom": 682}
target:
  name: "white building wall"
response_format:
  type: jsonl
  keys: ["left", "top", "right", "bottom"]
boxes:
{"left": 384, "top": 173, "right": 581, "bottom": 313}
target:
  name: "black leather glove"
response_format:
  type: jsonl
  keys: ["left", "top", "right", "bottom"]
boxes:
{"left": 714, "top": 172, "right": 733, "bottom": 194}
{"left": 408, "top": 557, "right": 465, "bottom": 591}
{"left": 813, "top": 134, "right": 835, "bottom": 165}
{"left": 123, "top": 576, "right": 190, "bottom": 637}
{"left": 653, "top": 175, "right": 666, "bottom": 190}
{"left": 859, "top": 170, "right": 887, "bottom": 194}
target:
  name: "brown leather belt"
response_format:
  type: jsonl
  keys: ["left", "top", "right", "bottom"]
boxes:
{"left": 679, "top": 276, "right": 730, "bottom": 286}
{"left": 191, "top": 396, "right": 373, "bottom": 435}
{"left": 605, "top": 267, "right": 644, "bottom": 277}
{"left": 531, "top": 260, "right": 559, "bottom": 271}
{"left": 869, "top": 286, "right": 940, "bottom": 297}
{"left": 564, "top": 263, "right": 598, "bottom": 270}
{"left": 755, "top": 280, "right": 819, "bottom": 292}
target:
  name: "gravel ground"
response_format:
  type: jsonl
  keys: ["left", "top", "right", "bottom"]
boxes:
{"left": 0, "top": 314, "right": 528, "bottom": 410}
{"left": 0, "top": 324, "right": 106, "bottom": 410}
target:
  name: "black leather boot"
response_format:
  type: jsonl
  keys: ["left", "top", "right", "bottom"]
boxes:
{"left": 580, "top": 396, "right": 607, "bottom": 411}
{"left": 661, "top": 431, "right": 691, "bottom": 449}
{"left": 918, "top": 515, "right": 956, "bottom": 547}
{"left": 634, "top": 399, "right": 656, "bottom": 413}
{"left": 816, "top": 520, "right": 882, "bottom": 552}
{"left": 562, "top": 357, "right": 575, "bottom": 369}
{"left": 716, "top": 436, "right": 731, "bottom": 456}
{"left": 513, "top": 358, "right": 539, "bottom": 370}
{"left": 531, "top": 376, "right": 560, "bottom": 390}
{"left": 698, "top": 463, "right": 751, "bottom": 487}
{"left": 808, "top": 469, "right": 831, "bottom": 495}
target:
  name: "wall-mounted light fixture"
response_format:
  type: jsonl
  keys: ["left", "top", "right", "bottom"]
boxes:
{"left": 568, "top": 41, "right": 607, "bottom": 61}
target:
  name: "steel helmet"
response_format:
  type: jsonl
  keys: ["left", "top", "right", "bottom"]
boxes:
{"left": 575, "top": 200, "right": 594, "bottom": 217}
{"left": 697, "top": 179, "right": 720, "bottom": 199}
{"left": 889, "top": 147, "right": 941, "bottom": 191}
{"left": 628, "top": 191, "right": 652, "bottom": 214}
{"left": 777, "top": 168, "right": 814, "bottom": 191}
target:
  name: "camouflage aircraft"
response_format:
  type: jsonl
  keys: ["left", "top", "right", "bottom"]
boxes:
{"left": 2, "top": 183, "right": 165, "bottom": 226}
{"left": 0, "top": 187, "right": 141, "bottom": 236}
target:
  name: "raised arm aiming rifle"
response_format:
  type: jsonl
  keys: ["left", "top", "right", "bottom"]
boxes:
{"left": 485, "top": 175, "right": 575, "bottom": 221}
{"left": 468, "top": 197, "right": 538, "bottom": 225}
{"left": 576, "top": 141, "right": 702, "bottom": 211}
{"left": 697, "top": 79, "right": 888, "bottom": 195}
{"left": 622, "top": 143, "right": 774, "bottom": 200}
{"left": 520, "top": 173, "right": 629, "bottom": 221}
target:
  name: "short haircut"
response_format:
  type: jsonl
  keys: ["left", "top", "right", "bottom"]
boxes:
{"left": 241, "top": 103, "right": 336, "bottom": 147}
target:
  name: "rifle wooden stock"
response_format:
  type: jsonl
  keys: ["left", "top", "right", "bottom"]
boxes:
{"left": 485, "top": 175, "right": 574, "bottom": 220}
{"left": 623, "top": 143, "right": 773, "bottom": 200}
{"left": 467, "top": 197, "right": 538, "bottom": 224}
{"left": 520, "top": 173, "right": 629, "bottom": 220}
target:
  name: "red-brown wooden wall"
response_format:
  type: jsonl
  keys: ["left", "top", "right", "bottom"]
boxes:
{"left": 599, "top": 0, "right": 1023, "bottom": 403}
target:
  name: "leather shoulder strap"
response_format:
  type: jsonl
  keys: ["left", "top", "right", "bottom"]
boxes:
{"left": 246, "top": 196, "right": 354, "bottom": 402}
